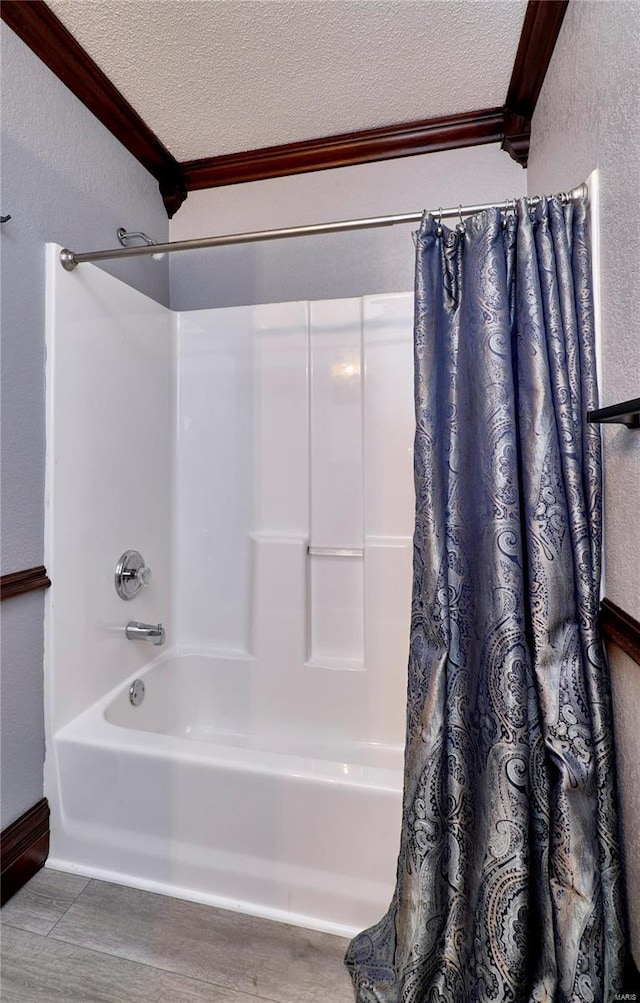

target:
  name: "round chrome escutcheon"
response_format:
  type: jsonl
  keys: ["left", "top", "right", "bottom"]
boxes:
{"left": 129, "top": 679, "right": 145, "bottom": 706}
{"left": 115, "top": 550, "right": 151, "bottom": 600}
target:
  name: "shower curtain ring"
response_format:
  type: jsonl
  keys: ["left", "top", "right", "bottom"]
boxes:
{"left": 458, "top": 205, "right": 464, "bottom": 227}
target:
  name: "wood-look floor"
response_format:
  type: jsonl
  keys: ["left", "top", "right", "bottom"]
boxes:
{"left": 1, "top": 868, "right": 355, "bottom": 1002}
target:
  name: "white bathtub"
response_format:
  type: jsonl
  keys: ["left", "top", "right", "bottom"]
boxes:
{"left": 48, "top": 651, "right": 404, "bottom": 937}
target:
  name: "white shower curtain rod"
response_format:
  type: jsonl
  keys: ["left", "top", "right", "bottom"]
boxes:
{"left": 59, "top": 183, "right": 587, "bottom": 272}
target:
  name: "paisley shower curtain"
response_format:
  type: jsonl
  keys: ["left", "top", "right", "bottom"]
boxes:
{"left": 346, "top": 197, "right": 626, "bottom": 1002}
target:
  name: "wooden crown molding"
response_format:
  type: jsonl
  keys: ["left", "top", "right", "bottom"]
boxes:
{"left": 0, "top": 0, "right": 186, "bottom": 217}
{"left": 600, "top": 599, "right": 640, "bottom": 667}
{"left": 1, "top": 798, "right": 50, "bottom": 905}
{"left": 181, "top": 107, "right": 505, "bottom": 191}
{"left": 0, "top": 566, "right": 51, "bottom": 602}
{"left": 2, "top": 0, "right": 570, "bottom": 210}
{"left": 506, "top": 0, "right": 570, "bottom": 120}
{"left": 176, "top": 0, "right": 571, "bottom": 189}
{"left": 502, "top": 0, "right": 570, "bottom": 167}
{"left": 501, "top": 109, "right": 532, "bottom": 170}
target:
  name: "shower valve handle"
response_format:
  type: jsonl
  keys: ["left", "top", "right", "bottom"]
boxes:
{"left": 133, "top": 565, "right": 152, "bottom": 587}
{"left": 123, "top": 564, "right": 151, "bottom": 587}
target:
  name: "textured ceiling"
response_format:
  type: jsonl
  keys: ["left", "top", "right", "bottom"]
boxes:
{"left": 47, "top": 0, "right": 528, "bottom": 163}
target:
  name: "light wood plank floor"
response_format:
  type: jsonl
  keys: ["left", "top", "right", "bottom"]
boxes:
{"left": 1, "top": 869, "right": 355, "bottom": 1003}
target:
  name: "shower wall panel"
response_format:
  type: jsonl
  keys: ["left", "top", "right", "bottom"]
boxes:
{"left": 249, "top": 302, "right": 311, "bottom": 672}
{"left": 252, "top": 303, "right": 310, "bottom": 536}
{"left": 363, "top": 295, "right": 416, "bottom": 537}
{"left": 363, "top": 294, "right": 415, "bottom": 744}
{"left": 44, "top": 247, "right": 174, "bottom": 733}
{"left": 176, "top": 302, "right": 309, "bottom": 655}
{"left": 175, "top": 306, "right": 256, "bottom": 654}
{"left": 309, "top": 298, "right": 363, "bottom": 549}
{"left": 45, "top": 272, "right": 414, "bottom": 741}
{"left": 175, "top": 292, "right": 414, "bottom": 744}
{"left": 309, "top": 298, "right": 364, "bottom": 668}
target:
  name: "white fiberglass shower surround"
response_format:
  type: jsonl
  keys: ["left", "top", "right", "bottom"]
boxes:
{"left": 44, "top": 245, "right": 415, "bottom": 936}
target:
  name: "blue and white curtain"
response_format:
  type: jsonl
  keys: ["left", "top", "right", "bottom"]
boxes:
{"left": 346, "top": 197, "right": 626, "bottom": 1002}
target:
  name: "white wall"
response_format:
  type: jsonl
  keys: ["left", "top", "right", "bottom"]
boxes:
{"left": 44, "top": 248, "right": 173, "bottom": 735}
{"left": 175, "top": 305, "right": 260, "bottom": 654}
{"left": 175, "top": 293, "right": 416, "bottom": 746}
{"left": 527, "top": 0, "right": 640, "bottom": 962}
{"left": 45, "top": 269, "right": 415, "bottom": 758}
{"left": 169, "top": 144, "right": 527, "bottom": 310}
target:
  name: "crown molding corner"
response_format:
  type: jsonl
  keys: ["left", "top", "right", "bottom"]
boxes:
{"left": 159, "top": 170, "right": 188, "bottom": 218}
{"left": 501, "top": 108, "right": 531, "bottom": 168}
{"left": 506, "top": 0, "right": 570, "bottom": 122}
{"left": 499, "top": 0, "right": 570, "bottom": 168}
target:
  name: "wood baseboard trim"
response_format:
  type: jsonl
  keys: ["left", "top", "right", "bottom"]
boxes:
{"left": 1, "top": 798, "right": 50, "bottom": 905}
{"left": 622, "top": 950, "right": 640, "bottom": 994}
{"left": 600, "top": 598, "right": 640, "bottom": 667}
{"left": 0, "top": 566, "right": 51, "bottom": 602}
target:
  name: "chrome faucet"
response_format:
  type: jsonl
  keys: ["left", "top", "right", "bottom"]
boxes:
{"left": 125, "top": 621, "right": 165, "bottom": 646}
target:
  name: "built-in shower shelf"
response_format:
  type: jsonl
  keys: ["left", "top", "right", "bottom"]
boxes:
{"left": 587, "top": 397, "right": 640, "bottom": 429}
{"left": 304, "top": 657, "right": 365, "bottom": 672}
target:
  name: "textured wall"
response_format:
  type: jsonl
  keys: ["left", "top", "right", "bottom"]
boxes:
{"left": 527, "top": 0, "right": 640, "bottom": 619}
{"left": 609, "top": 647, "right": 640, "bottom": 963}
{"left": 527, "top": 0, "right": 640, "bottom": 960}
{"left": 169, "top": 144, "right": 526, "bottom": 310}
{"left": 0, "top": 595, "right": 50, "bottom": 827}
{"left": 0, "top": 24, "right": 169, "bottom": 829}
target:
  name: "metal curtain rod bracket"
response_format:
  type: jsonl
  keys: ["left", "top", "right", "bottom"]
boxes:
{"left": 59, "top": 183, "right": 587, "bottom": 272}
{"left": 117, "top": 226, "right": 155, "bottom": 247}
{"left": 116, "top": 226, "right": 165, "bottom": 261}
{"left": 587, "top": 398, "right": 640, "bottom": 429}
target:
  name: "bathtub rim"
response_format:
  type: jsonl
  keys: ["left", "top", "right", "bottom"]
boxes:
{"left": 54, "top": 645, "right": 404, "bottom": 793}
{"left": 47, "top": 644, "right": 403, "bottom": 938}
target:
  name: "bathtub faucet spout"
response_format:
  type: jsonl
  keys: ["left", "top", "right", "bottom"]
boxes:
{"left": 125, "top": 621, "right": 165, "bottom": 646}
